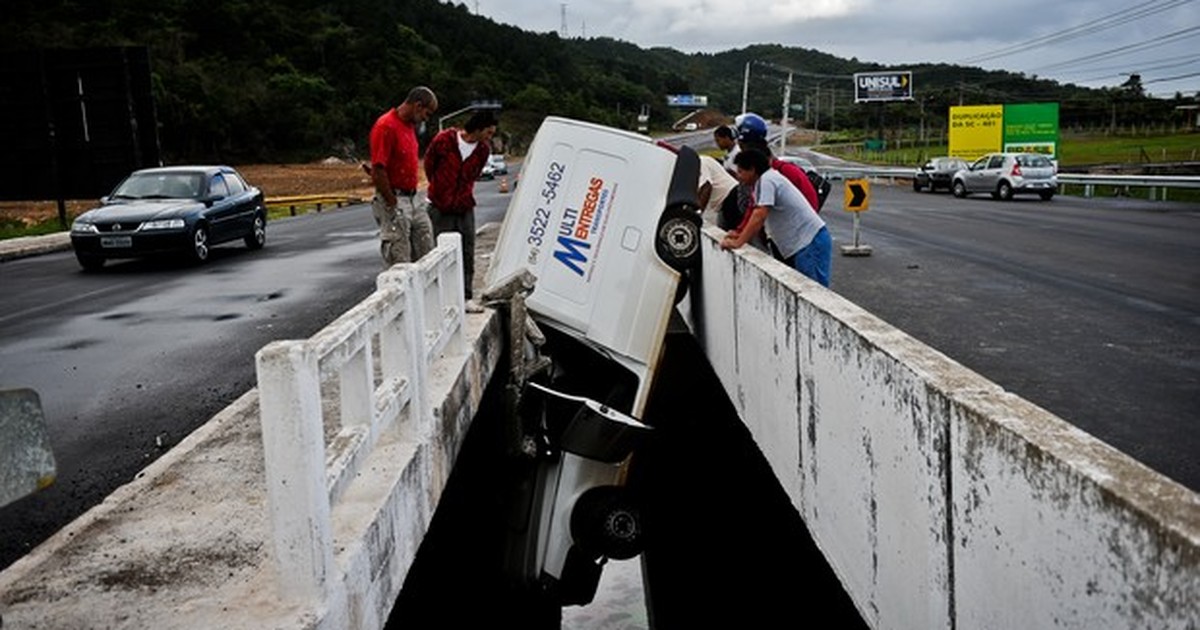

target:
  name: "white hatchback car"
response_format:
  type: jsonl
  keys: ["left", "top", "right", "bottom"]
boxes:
{"left": 952, "top": 152, "right": 1058, "bottom": 201}
{"left": 484, "top": 116, "right": 701, "bottom": 605}
{"left": 488, "top": 153, "right": 508, "bottom": 176}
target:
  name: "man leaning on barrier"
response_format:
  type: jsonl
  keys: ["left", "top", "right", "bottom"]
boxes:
{"left": 368, "top": 86, "right": 439, "bottom": 266}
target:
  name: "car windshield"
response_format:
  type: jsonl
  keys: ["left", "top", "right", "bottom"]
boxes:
{"left": 111, "top": 172, "right": 202, "bottom": 199}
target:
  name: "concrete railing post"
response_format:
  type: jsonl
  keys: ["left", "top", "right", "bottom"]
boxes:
{"left": 378, "top": 267, "right": 429, "bottom": 438}
{"left": 436, "top": 232, "right": 467, "bottom": 356}
{"left": 255, "top": 340, "right": 334, "bottom": 602}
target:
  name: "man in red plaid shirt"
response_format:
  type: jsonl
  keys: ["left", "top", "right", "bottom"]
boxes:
{"left": 422, "top": 110, "right": 498, "bottom": 310}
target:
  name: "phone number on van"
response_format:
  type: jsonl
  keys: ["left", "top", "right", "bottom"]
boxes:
{"left": 526, "top": 161, "right": 566, "bottom": 265}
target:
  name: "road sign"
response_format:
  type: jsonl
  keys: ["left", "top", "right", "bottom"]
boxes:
{"left": 840, "top": 179, "right": 873, "bottom": 256}
{"left": 843, "top": 179, "right": 870, "bottom": 212}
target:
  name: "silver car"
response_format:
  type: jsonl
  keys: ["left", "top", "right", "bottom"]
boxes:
{"left": 952, "top": 152, "right": 1058, "bottom": 201}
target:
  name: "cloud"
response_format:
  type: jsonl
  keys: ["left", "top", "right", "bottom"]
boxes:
{"left": 473, "top": 0, "right": 1200, "bottom": 95}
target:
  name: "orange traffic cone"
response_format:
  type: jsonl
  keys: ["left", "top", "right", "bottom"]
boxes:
{"left": 499, "top": 176, "right": 509, "bottom": 193}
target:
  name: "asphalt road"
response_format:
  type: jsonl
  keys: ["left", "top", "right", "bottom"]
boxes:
{"left": 818, "top": 183, "right": 1200, "bottom": 491}
{"left": 2, "top": 151, "right": 1196, "bottom": 590}
{"left": 0, "top": 205, "right": 386, "bottom": 569}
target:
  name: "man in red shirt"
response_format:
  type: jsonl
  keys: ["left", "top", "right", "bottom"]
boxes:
{"left": 423, "top": 109, "right": 497, "bottom": 308}
{"left": 369, "top": 86, "right": 438, "bottom": 266}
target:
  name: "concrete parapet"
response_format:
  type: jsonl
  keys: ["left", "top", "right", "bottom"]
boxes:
{"left": 691, "top": 225, "right": 1199, "bottom": 629}
{"left": 0, "top": 237, "right": 503, "bottom": 629}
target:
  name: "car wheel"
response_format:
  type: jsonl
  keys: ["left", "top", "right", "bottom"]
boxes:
{"left": 998, "top": 181, "right": 1014, "bottom": 201}
{"left": 1039, "top": 191, "right": 1054, "bottom": 201}
{"left": 188, "top": 223, "right": 210, "bottom": 263}
{"left": 571, "top": 486, "right": 642, "bottom": 560}
{"left": 76, "top": 252, "right": 105, "bottom": 271}
{"left": 952, "top": 180, "right": 967, "bottom": 198}
{"left": 912, "top": 179, "right": 922, "bottom": 192}
{"left": 655, "top": 206, "right": 702, "bottom": 271}
{"left": 244, "top": 213, "right": 266, "bottom": 249}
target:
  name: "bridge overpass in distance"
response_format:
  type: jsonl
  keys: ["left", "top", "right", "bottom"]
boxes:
{"left": 1, "top": 224, "right": 1196, "bottom": 628}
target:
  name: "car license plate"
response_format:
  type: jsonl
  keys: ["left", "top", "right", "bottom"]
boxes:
{"left": 101, "top": 236, "right": 132, "bottom": 248}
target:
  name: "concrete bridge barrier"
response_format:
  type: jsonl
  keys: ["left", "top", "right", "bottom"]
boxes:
{"left": 0, "top": 234, "right": 505, "bottom": 629}
{"left": 688, "top": 225, "right": 1199, "bottom": 629}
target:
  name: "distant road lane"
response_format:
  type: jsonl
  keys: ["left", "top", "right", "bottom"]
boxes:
{"left": 0, "top": 205, "right": 384, "bottom": 569}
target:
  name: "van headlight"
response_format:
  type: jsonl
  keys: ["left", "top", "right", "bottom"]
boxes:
{"left": 71, "top": 220, "right": 98, "bottom": 234}
{"left": 141, "top": 218, "right": 186, "bottom": 230}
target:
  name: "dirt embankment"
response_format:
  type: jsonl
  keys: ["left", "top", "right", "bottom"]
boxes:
{"left": 0, "top": 161, "right": 378, "bottom": 226}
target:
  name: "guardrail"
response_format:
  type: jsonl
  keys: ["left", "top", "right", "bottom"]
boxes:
{"left": 816, "top": 165, "right": 1200, "bottom": 200}
{"left": 1057, "top": 173, "right": 1200, "bottom": 201}
{"left": 266, "top": 193, "right": 366, "bottom": 216}
{"left": 254, "top": 232, "right": 465, "bottom": 602}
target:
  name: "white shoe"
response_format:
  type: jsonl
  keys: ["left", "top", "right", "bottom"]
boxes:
{"left": 465, "top": 299, "right": 485, "bottom": 314}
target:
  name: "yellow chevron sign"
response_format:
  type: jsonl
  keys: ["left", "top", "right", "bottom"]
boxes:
{"left": 843, "top": 179, "right": 870, "bottom": 212}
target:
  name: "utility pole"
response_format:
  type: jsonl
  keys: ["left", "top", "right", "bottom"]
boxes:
{"left": 741, "top": 61, "right": 750, "bottom": 115}
{"left": 560, "top": 4, "right": 568, "bottom": 38}
{"left": 779, "top": 70, "right": 793, "bottom": 154}
{"left": 814, "top": 84, "right": 821, "bottom": 133}
{"left": 829, "top": 88, "right": 836, "bottom": 133}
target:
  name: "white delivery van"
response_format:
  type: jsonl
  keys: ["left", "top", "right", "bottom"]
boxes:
{"left": 483, "top": 116, "right": 701, "bottom": 605}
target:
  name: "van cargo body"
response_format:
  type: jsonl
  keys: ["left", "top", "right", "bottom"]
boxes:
{"left": 486, "top": 117, "right": 686, "bottom": 416}
{"left": 485, "top": 117, "right": 701, "bottom": 605}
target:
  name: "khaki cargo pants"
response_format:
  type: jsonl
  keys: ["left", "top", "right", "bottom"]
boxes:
{"left": 372, "top": 193, "right": 433, "bottom": 266}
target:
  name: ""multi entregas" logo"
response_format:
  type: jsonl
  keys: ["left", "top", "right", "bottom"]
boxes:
{"left": 553, "top": 177, "right": 607, "bottom": 276}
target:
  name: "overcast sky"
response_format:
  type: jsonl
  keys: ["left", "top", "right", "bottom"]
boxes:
{"left": 466, "top": 0, "right": 1199, "bottom": 98}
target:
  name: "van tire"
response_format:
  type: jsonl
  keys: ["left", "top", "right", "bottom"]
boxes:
{"left": 571, "top": 486, "right": 642, "bottom": 560}
{"left": 656, "top": 206, "right": 701, "bottom": 271}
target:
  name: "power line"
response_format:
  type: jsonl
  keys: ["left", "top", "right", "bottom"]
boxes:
{"left": 959, "top": 0, "right": 1195, "bottom": 64}
{"left": 1030, "top": 25, "right": 1200, "bottom": 73}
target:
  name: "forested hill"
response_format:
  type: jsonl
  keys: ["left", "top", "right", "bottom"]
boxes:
{"left": 3, "top": 0, "right": 1190, "bottom": 162}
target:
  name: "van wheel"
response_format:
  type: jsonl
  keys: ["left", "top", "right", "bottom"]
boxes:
{"left": 571, "top": 486, "right": 643, "bottom": 560}
{"left": 656, "top": 206, "right": 701, "bottom": 271}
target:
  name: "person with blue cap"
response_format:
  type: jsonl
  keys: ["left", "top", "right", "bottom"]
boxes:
{"left": 734, "top": 113, "right": 822, "bottom": 213}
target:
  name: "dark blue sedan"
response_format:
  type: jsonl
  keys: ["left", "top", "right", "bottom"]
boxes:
{"left": 70, "top": 165, "right": 266, "bottom": 270}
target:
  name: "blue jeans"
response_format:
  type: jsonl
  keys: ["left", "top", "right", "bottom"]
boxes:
{"left": 790, "top": 226, "right": 831, "bottom": 287}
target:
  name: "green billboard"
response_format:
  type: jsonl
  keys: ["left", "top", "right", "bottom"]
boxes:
{"left": 1003, "top": 103, "right": 1060, "bottom": 157}
{"left": 949, "top": 102, "right": 1059, "bottom": 160}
